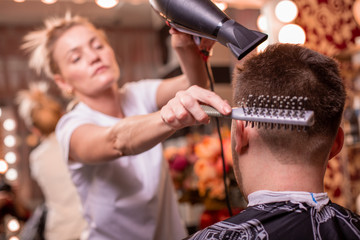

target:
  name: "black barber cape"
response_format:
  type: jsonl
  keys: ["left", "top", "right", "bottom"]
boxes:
{"left": 185, "top": 201, "right": 360, "bottom": 240}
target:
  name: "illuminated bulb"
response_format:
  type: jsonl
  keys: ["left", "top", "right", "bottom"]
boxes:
{"left": 0, "top": 160, "right": 8, "bottom": 174}
{"left": 278, "top": 24, "right": 306, "bottom": 44}
{"left": 4, "top": 135, "right": 16, "bottom": 148}
{"left": 95, "top": 0, "right": 119, "bottom": 9}
{"left": 0, "top": 108, "right": 2, "bottom": 117}
{"left": 5, "top": 152, "right": 17, "bottom": 164}
{"left": 7, "top": 219, "right": 20, "bottom": 232}
{"left": 213, "top": 2, "right": 228, "bottom": 11}
{"left": 41, "top": 0, "right": 57, "bottom": 4}
{"left": 3, "top": 118, "right": 16, "bottom": 131}
{"left": 257, "top": 14, "right": 268, "bottom": 32}
{"left": 9, "top": 237, "right": 19, "bottom": 240}
{"left": 275, "top": 0, "right": 298, "bottom": 23}
{"left": 6, "top": 169, "right": 18, "bottom": 181}
{"left": 257, "top": 39, "right": 269, "bottom": 53}
{"left": 13, "top": 0, "right": 25, "bottom": 2}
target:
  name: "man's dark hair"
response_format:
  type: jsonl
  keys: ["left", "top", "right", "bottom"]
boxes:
{"left": 232, "top": 43, "right": 346, "bottom": 165}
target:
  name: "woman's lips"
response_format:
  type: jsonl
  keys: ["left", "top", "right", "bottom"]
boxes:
{"left": 93, "top": 66, "right": 108, "bottom": 76}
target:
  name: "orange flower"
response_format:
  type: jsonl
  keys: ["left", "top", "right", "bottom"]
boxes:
{"left": 207, "top": 178, "right": 226, "bottom": 199}
{"left": 194, "top": 158, "right": 217, "bottom": 182}
{"left": 164, "top": 127, "right": 234, "bottom": 202}
{"left": 194, "top": 135, "right": 220, "bottom": 162}
{"left": 163, "top": 146, "right": 179, "bottom": 161}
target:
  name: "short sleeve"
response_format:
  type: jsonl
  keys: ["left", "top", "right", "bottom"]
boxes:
{"left": 123, "top": 79, "right": 161, "bottom": 113}
{"left": 55, "top": 109, "right": 96, "bottom": 170}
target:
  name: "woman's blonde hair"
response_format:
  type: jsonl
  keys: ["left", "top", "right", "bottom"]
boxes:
{"left": 21, "top": 12, "right": 107, "bottom": 79}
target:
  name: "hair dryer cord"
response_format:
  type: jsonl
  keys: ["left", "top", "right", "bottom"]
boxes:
{"left": 204, "top": 59, "right": 233, "bottom": 217}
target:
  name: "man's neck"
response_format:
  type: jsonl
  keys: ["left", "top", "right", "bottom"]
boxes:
{"left": 242, "top": 157, "right": 326, "bottom": 197}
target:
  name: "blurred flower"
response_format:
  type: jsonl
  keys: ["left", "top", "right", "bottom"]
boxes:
{"left": 164, "top": 126, "right": 233, "bottom": 204}
{"left": 193, "top": 127, "right": 232, "bottom": 201}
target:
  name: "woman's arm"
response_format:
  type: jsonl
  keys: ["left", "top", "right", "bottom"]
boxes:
{"left": 68, "top": 109, "right": 205, "bottom": 165}
{"left": 68, "top": 111, "right": 174, "bottom": 164}
{"left": 156, "top": 29, "right": 215, "bottom": 108}
{"left": 68, "top": 86, "right": 231, "bottom": 164}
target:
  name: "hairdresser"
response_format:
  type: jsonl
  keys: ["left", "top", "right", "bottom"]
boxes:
{"left": 21, "top": 14, "right": 231, "bottom": 240}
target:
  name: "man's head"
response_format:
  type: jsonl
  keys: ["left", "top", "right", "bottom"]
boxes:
{"left": 231, "top": 43, "right": 346, "bottom": 195}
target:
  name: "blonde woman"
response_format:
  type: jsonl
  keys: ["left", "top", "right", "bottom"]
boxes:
{"left": 22, "top": 14, "right": 231, "bottom": 240}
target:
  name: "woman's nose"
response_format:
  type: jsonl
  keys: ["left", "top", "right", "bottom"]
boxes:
{"left": 86, "top": 49, "right": 100, "bottom": 64}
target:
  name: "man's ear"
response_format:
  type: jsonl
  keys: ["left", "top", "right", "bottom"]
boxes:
{"left": 329, "top": 127, "right": 344, "bottom": 160}
{"left": 234, "top": 120, "right": 249, "bottom": 155}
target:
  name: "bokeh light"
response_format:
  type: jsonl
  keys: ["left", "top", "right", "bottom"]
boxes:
{"left": 4, "top": 135, "right": 16, "bottom": 148}
{"left": 95, "top": 0, "right": 119, "bottom": 8}
{"left": 3, "top": 118, "right": 16, "bottom": 131}
{"left": 4, "top": 152, "right": 16, "bottom": 164}
{"left": 0, "top": 160, "right": 9, "bottom": 174}
{"left": 41, "top": 0, "right": 57, "bottom": 4}
{"left": 7, "top": 219, "right": 20, "bottom": 232}
{"left": 278, "top": 24, "right": 306, "bottom": 44}
{"left": 5, "top": 168, "right": 18, "bottom": 181}
{"left": 257, "top": 14, "right": 268, "bottom": 32}
{"left": 275, "top": 0, "right": 298, "bottom": 23}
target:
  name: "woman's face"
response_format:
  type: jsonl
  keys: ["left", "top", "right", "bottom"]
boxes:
{"left": 52, "top": 24, "right": 120, "bottom": 98}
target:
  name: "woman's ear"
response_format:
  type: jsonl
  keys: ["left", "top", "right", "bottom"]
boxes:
{"left": 329, "top": 127, "right": 344, "bottom": 160}
{"left": 234, "top": 120, "right": 249, "bottom": 155}
{"left": 53, "top": 74, "right": 73, "bottom": 95}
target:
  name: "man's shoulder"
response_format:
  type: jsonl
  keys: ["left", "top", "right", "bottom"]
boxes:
{"left": 185, "top": 201, "right": 360, "bottom": 240}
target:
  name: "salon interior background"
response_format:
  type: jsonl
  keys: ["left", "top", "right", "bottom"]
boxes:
{"left": 0, "top": 0, "right": 359, "bottom": 235}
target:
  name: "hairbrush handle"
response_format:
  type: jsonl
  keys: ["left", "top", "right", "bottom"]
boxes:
{"left": 200, "top": 104, "right": 315, "bottom": 127}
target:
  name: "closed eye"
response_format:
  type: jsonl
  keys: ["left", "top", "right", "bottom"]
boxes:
{"left": 91, "top": 38, "right": 104, "bottom": 50}
{"left": 71, "top": 54, "right": 81, "bottom": 63}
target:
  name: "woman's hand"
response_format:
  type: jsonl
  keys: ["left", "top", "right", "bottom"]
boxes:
{"left": 160, "top": 85, "right": 232, "bottom": 130}
{"left": 170, "top": 28, "right": 216, "bottom": 52}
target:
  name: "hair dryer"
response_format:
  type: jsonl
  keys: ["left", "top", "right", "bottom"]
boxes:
{"left": 149, "top": 0, "right": 268, "bottom": 60}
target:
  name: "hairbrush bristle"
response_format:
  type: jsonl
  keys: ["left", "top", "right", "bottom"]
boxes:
{"left": 201, "top": 94, "right": 314, "bottom": 131}
{"left": 237, "top": 94, "right": 313, "bottom": 131}
{"left": 239, "top": 95, "right": 308, "bottom": 110}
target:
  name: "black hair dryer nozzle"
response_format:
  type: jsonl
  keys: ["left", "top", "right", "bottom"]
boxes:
{"left": 149, "top": 0, "right": 268, "bottom": 60}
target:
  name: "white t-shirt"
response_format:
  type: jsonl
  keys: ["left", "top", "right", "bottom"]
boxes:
{"left": 30, "top": 133, "right": 88, "bottom": 240}
{"left": 56, "top": 80, "right": 187, "bottom": 240}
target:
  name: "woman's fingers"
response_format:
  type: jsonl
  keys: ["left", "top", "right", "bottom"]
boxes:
{"left": 160, "top": 86, "right": 232, "bottom": 130}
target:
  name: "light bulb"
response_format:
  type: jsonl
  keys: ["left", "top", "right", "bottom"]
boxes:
{"left": 0, "top": 160, "right": 8, "bottom": 174}
{"left": 275, "top": 0, "right": 298, "bottom": 23}
{"left": 41, "top": 0, "right": 57, "bottom": 4}
{"left": 5, "top": 152, "right": 16, "bottom": 164}
{"left": 95, "top": 0, "right": 119, "bottom": 9}
{"left": 3, "top": 118, "right": 16, "bottom": 131}
{"left": 257, "top": 40, "right": 269, "bottom": 53}
{"left": 6, "top": 168, "right": 18, "bottom": 181}
{"left": 257, "top": 14, "right": 268, "bottom": 32}
{"left": 4, "top": 135, "right": 16, "bottom": 148}
{"left": 7, "top": 219, "right": 20, "bottom": 232}
{"left": 213, "top": 1, "right": 228, "bottom": 11}
{"left": 278, "top": 24, "right": 306, "bottom": 44}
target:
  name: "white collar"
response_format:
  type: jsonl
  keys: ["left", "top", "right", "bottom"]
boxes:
{"left": 247, "top": 190, "right": 329, "bottom": 211}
